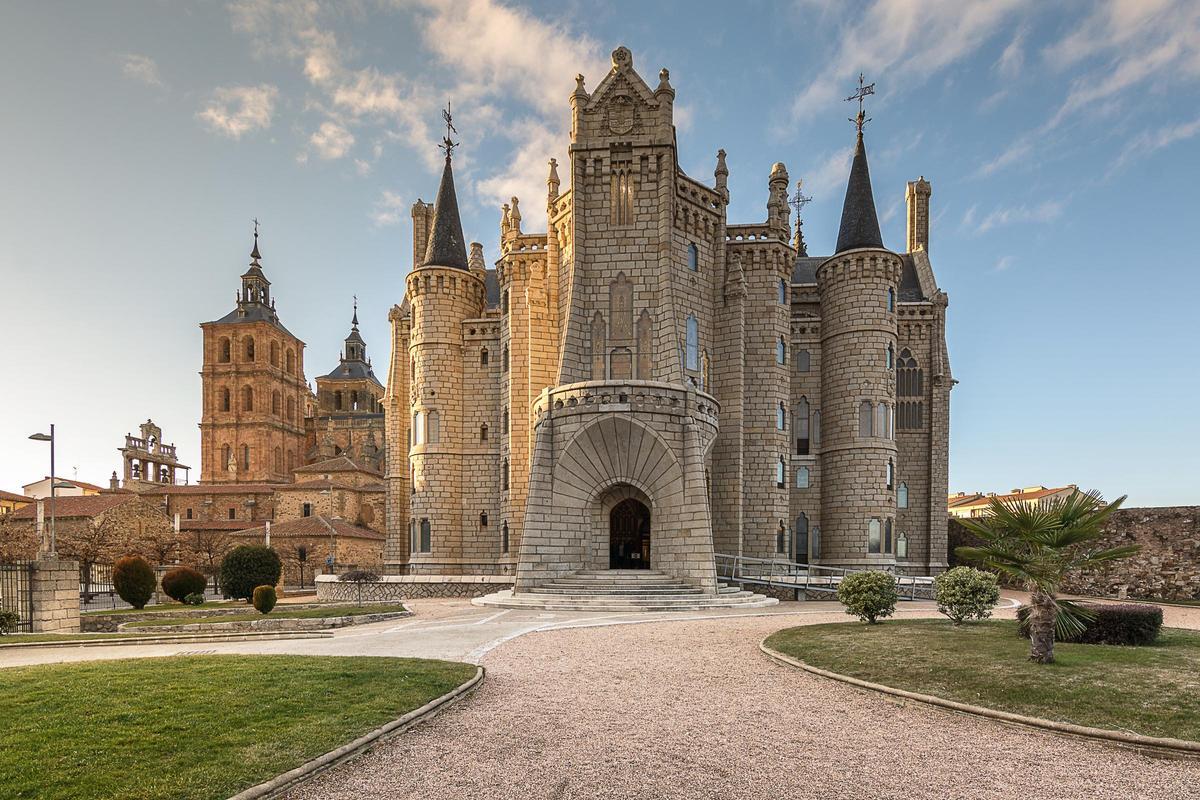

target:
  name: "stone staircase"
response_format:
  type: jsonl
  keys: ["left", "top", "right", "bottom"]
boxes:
{"left": 473, "top": 569, "right": 778, "bottom": 612}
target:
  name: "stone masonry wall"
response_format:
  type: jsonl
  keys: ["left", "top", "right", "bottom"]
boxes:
{"left": 30, "top": 559, "right": 80, "bottom": 633}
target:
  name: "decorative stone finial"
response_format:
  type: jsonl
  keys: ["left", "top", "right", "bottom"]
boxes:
{"left": 611, "top": 46, "right": 632, "bottom": 70}
{"left": 572, "top": 73, "right": 588, "bottom": 100}
{"left": 657, "top": 67, "right": 673, "bottom": 92}
{"left": 547, "top": 158, "right": 560, "bottom": 201}
{"left": 509, "top": 196, "right": 522, "bottom": 232}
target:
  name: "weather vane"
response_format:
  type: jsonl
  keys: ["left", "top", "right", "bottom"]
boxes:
{"left": 439, "top": 101, "right": 459, "bottom": 158}
{"left": 252, "top": 217, "right": 259, "bottom": 237}
{"left": 789, "top": 179, "right": 812, "bottom": 219}
{"left": 845, "top": 73, "right": 875, "bottom": 135}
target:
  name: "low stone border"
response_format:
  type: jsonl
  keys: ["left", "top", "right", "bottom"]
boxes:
{"left": 316, "top": 574, "right": 513, "bottom": 602}
{"left": 118, "top": 609, "right": 412, "bottom": 634}
{"left": 83, "top": 603, "right": 333, "bottom": 632}
{"left": 0, "top": 631, "right": 332, "bottom": 651}
{"left": 227, "top": 665, "right": 485, "bottom": 800}
{"left": 759, "top": 640, "right": 1200, "bottom": 760}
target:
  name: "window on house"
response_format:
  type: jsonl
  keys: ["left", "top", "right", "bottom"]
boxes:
{"left": 228, "top": 507, "right": 236, "bottom": 520}
{"left": 868, "top": 518, "right": 882, "bottom": 553}
{"left": 858, "top": 401, "right": 873, "bottom": 437}
{"left": 480, "top": 512, "right": 488, "bottom": 528}
{"left": 185, "top": 508, "right": 193, "bottom": 519}
{"left": 687, "top": 243, "right": 698, "bottom": 271}
{"left": 419, "top": 518, "right": 431, "bottom": 553}
{"left": 796, "top": 349, "right": 810, "bottom": 372}
{"left": 898, "top": 482, "right": 909, "bottom": 508}
{"left": 796, "top": 466, "right": 810, "bottom": 489}
{"left": 685, "top": 315, "right": 699, "bottom": 371}
{"left": 302, "top": 502, "right": 311, "bottom": 517}
{"left": 776, "top": 457, "right": 786, "bottom": 489}
{"left": 796, "top": 397, "right": 810, "bottom": 455}
{"left": 776, "top": 402, "right": 786, "bottom": 431}
{"left": 502, "top": 521, "right": 510, "bottom": 554}
{"left": 776, "top": 336, "right": 786, "bottom": 365}
{"left": 778, "top": 279, "right": 787, "bottom": 305}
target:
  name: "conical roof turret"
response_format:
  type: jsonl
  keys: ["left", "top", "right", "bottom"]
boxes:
{"left": 422, "top": 154, "right": 469, "bottom": 270}
{"left": 834, "top": 132, "right": 884, "bottom": 253}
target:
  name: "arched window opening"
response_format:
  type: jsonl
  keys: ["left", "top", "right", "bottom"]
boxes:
{"left": 777, "top": 521, "right": 787, "bottom": 555}
{"left": 685, "top": 315, "right": 699, "bottom": 371}
{"left": 897, "top": 532, "right": 908, "bottom": 559}
{"left": 335, "top": 391, "right": 343, "bottom": 411}
{"left": 427, "top": 410, "right": 440, "bottom": 443}
{"left": 812, "top": 410, "right": 821, "bottom": 448}
{"left": 796, "top": 397, "right": 810, "bottom": 454}
{"left": 242, "top": 444, "right": 251, "bottom": 471}
{"left": 858, "top": 401, "right": 873, "bottom": 437}
{"left": 273, "top": 447, "right": 282, "bottom": 473}
{"left": 776, "top": 402, "right": 786, "bottom": 431}
{"left": 270, "top": 341, "right": 279, "bottom": 366}
{"left": 287, "top": 450, "right": 295, "bottom": 472}
{"left": 795, "top": 513, "right": 809, "bottom": 562}
{"left": 796, "top": 466, "right": 810, "bottom": 489}
{"left": 887, "top": 287, "right": 896, "bottom": 312}
{"left": 776, "top": 457, "right": 786, "bottom": 489}
{"left": 796, "top": 349, "right": 810, "bottom": 372}
{"left": 222, "top": 444, "right": 231, "bottom": 472}
{"left": 219, "top": 337, "right": 231, "bottom": 363}
{"left": 884, "top": 518, "right": 894, "bottom": 554}
{"left": 481, "top": 348, "right": 489, "bottom": 365}
{"left": 272, "top": 391, "right": 280, "bottom": 416}
{"left": 898, "top": 482, "right": 909, "bottom": 508}
{"left": 413, "top": 411, "right": 425, "bottom": 445}
{"left": 887, "top": 459, "right": 895, "bottom": 491}
{"left": 419, "top": 518, "right": 431, "bottom": 553}
{"left": 221, "top": 388, "right": 231, "bottom": 412}
{"left": 778, "top": 278, "right": 787, "bottom": 305}
{"left": 351, "top": 390, "right": 359, "bottom": 410}
{"left": 897, "top": 348, "right": 924, "bottom": 430}
{"left": 287, "top": 396, "right": 295, "bottom": 422}
{"left": 502, "top": 458, "right": 510, "bottom": 491}
{"left": 244, "top": 337, "right": 255, "bottom": 361}
{"left": 502, "top": 290, "right": 509, "bottom": 314}
{"left": 875, "top": 402, "right": 887, "bottom": 437}
{"left": 868, "top": 518, "right": 882, "bottom": 554}
{"left": 502, "top": 521, "right": 510, "bottom": 554}
{"left": 242, "top": 386, "right": 253, "bottom": 412}
{"left": 480, "top": 512, "right": 489, "bottom": 528}
{"left": 886, "top": 344, "right": 894, "bottom": 370}
{"left": 776, "top": 336, "right": 786, "bottom": 365}
{"left": 687, "top": 242, "right": 699, "bottom": 271}
{"left": 286, "top": 349, "right": 295, "bottom": 373}
{"left": 503, "top": 407, "right": 509, "bottom": 434}
{"left": 811, "top": 526, "right": 821, "bottom": 559}
{"left": 480, "top": 423, "right": 489, "bottom": 442}
{"left": 503, "top": 345, "right": 509, "bottom": 373}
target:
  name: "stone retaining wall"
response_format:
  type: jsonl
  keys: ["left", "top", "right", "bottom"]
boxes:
{"left": 316, "top": 574, "right": 513, "bottom": 602}
{"left": 116, "top": 609, "right": 411, "bottom": 634}
{"left": 82, "top": 603, "right": 331, "bottom": 632}
{"left": 949, "top": 506, "right": 1200, "bottom": 601}
{"left": 31, "top": 560, "right": 80, "bottom": 634}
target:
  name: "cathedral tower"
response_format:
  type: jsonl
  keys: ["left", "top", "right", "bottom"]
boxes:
{"left": 310, "top": 301, "right": 386, "bottom": 471}
{"left": 199, "top": 231, "right": 308, "bottom": 483}
{"left": 815, "top": 128, "right": 902, "bottom": 567}
{"left": 403, "top": 145, "right": 486, "bottom": 571}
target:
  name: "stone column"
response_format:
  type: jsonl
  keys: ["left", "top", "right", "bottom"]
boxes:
{"left": 30, "top": 559, "right": 80, "bottom": 634}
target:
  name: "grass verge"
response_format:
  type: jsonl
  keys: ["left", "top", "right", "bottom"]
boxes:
{"left": 125, "top": 604, "right": 409, "bottom": 628}
{"left": 765, "top": 619, "right": 1200, "bottom": 742}
{"left": 0, "top": 654, "right": 476, "bottom": 800}
{"left": 82, "top": 601, "right": 242, "bottom": 616}
{"left": 0, "top": 633, "right": 180, "bottom": 645}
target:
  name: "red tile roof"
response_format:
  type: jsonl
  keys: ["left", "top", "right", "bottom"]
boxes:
{"left": 5, "top": 493, "right": 134, "bottom": 520}
{"left": 0, "top": 489, "right": 30, "bottom": 503}
{"left": 233, "top": 515, "right": 385, "bottom": 541}
{"left": 178, "top": 520, "right": 257, "bottom": 531}
{"left": 142, "top": 484, "right": 279, "bottom": 495}
{"left": 293, "top": 456, "right": 380, "bottom": 475}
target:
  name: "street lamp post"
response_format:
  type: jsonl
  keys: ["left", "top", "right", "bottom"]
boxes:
{"left": 28, "top": 425, "right": 58, "bottom": 558}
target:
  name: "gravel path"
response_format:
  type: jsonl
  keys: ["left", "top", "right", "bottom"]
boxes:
{"left": 286, "top": 608, "right": 1200, "bottom": 800}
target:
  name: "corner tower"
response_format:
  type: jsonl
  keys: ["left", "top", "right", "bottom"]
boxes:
{"left": 403, "top": 136, "right": 486, "bottom": 572}
{"left": 815, "top": 123, "right": 902, "bottom": 568}
{"left": 199, "top": 229, "right": 308, "bottom": 483}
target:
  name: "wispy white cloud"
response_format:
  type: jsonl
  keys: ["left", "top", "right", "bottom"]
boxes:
{"left": 1110, "top": 115, "right": 1200, "bottom": 174}
{"left": 783, "top": 0, "right": 1032, "bottom": 130}
{"left": 197, "top": 84, "right": 278, "bottom": 139}
{"left": 354, "top": 158, "right": 372, "bottom": 176}
{"left": 309, "top": 120, "right": 354, "bottom": 159}
{"left": 994, "top": 26, "right": 1028, "bottom": 79}
{"left": 370, "top": 189, "right": 408, "bottom": 227}
{"left": 119, "top": 53, "right": 165, "bottom": 88}
{"left": 994, "top": 255, "right": 1016, "bottom": 272}
{"left": 968, "top": 200, "right": 1064, "bottom": 234}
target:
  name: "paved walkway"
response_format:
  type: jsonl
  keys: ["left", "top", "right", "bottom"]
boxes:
{"left": 283, "top": 600, "right": 1200, "bottom": 800}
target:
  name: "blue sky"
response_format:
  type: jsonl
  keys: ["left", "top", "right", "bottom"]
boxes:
{"left": 1, "top": 0, "right": 1197, "bottom": 506}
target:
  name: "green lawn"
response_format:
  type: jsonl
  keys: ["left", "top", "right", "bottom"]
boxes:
{"left": 766, "top": 619, "right": 1200, "bottom": 742}
{"left": 0, "top": 633, "right": 181, "bottom": 645}
{"left": 0, "top": 655, "right": 476, "bottom": 800}
{"left": 125, "top": 604, "right": 409, "bottom": 628}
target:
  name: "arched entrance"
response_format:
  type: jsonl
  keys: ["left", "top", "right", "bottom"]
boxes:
{"left": 610, "top": 497, "right": 651, "bottom": 569}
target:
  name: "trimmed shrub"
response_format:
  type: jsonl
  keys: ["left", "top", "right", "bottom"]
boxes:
{"left": 183, "top": 592, "right": 205, "bottom": 606}
{"left": 934, "top": 566, "right": 1000, "bottom": 624}
{"left": 837, "top": 571, "right": 898, "bottom": 624}
{"left": 0, "top": 610, "right": 19, "bottom": 635}
{"left": 113, "top": 555, "right": 156, "bottom": 609}
{"left": 252, "top": 585, "right": 277, "bottom": 615}
{"left": 1017, "top": 602, "right": 1162, "bottom": 646}
{"left": 220, "top": 545, "right": 282, "bottom": 601}
{"left": 161, "top": 566, "right": 207, "bottom": 603}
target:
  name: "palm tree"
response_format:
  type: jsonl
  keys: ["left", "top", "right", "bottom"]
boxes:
{"left": 955, "top": 489, "right": 1135, "bottom": 664}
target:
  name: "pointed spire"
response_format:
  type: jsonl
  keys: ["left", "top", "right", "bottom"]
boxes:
{"left": 422, "top": 152, "right": 469, "bottom": 269}
{"left": 547, "top": 158, "right": 560, "bottom": 202}
{"left": 351, "top": 295, "right": 359, "bottom": 328}
{"left": 834, "top": 132, "right": 884, "bottom": 253}
{"left": 250, "top": 218, "right": 261, "bottom": 262}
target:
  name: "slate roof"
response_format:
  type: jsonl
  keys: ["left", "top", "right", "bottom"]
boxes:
{"left": 317, "top": 360, "right": 381, "bottom": 383}
{"left": 484, "top": 268, "right": 500, "bottom": 307}
{"left": 423, "top": 155, "right": 469, "bottom": 270}
{"left": 791, "top": 254, "right": 926, "bottom": 302}
{"left": 835, "top": 133, "right": 884, "bottom": 253}
{"left": 207, "top": 305, "right": 297, "bottom": 337}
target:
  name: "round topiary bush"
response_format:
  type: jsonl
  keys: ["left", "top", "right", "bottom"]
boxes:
{"left": 836, "top": 571, "right": 898, "bottom": 624}
{"left": 113, "top": 555, "right": 156, "bottom": 610}
{"left": 183, "top": 592, "right": 206, "bottom": 606}
{"left": 219, "top": 545, "right": 282, "bottom": 602}
{"left": 934, "top": 566, "right": 1001, "bottom": 624}
{"left": 161, "top": 566, "right": 207, "bottom": 603}
{"left": 252, "top": 584, "right": 277, "bottom": 615}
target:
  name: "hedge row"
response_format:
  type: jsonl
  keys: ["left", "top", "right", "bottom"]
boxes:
{"left": 1018, "top": 602, "right": 1162, "bottom": 646}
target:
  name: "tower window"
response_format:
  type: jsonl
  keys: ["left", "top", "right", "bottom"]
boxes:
{"left": 796, "top": 466, "right": 810, "bottom": 488}
{"left": 811, "top": 526, "right": 821, "bottom": 559}
{"left": 776, "top": 457, "right": 786, "bottom": 489}
{"left": 886, "top": 344, "right": 894, "bottom": 370}
{"left": 503, "top": 407, "right": 509, "bottom": 434}
{"left": 858, "top": 401, "right": 873, "bottom": 437}
{"left": 502, "top": 521, "right": 510, "bottom": 554}
{"left": 272, "top": 391, "right": 280, "bottom": 416}
{"left": 502, "top": 458, "right": 510, "bottom": 491}
{"left": 776, "top": 337, "right": 786, "bottom": 365}
{"left": 868, "top": 518, "right": 882, "bottom": 553}
{"left": 222, "top": 444, "right": 231, "bottom": 472}
{"left": 480, "top": 423, "right": 488, "bottom": 442}
{"left": 887, "top": 288, "right": 896, "bottom": 312}
{"left": 270, "top": 341, "right": 278, "bottom": 366}
{"left": 687, "top": 243, "right": 699, "bottom": 272}
{"left": 481, "top": 348, "right": 489, "bottom": 365}
{"left": 287, "top": 396, "right": 295, "bottom": 422}
{"left": 897, "top": 532, "right": 908, "bottom": 559}
{"left": 427, "top": 410, "right": 440, "bottom": 443}
{"left": 502, "top": 290, "right": 509, "bottom": 314}
{"left": 419, "top": 518, "right": 431, "bottom": 553}
{"left": 776, "top": 521, "right": 787, "bottom": 555}
{"left": 244, "top": 338, "right": 255, "bottom": 361}
{"left": 776, "top": 402, "right": 786, "bottom": 431}
{"left": 219, "top": 338, "right": 231, "bottom": 363}
{"left": 685, "top": 315, "right": 699, "bottom": 371}
{"left": 778, "top": 278, "right": 787, "bottom": 305}
{"left": 286, "top": 349, "right": 295, "bottom": 374}
{"left": 796, "top": 349, "right": 810, "bottom": 372}
{"left": 897, "top": 349, "right": 924, "bottom": 430}
{"left": 242, "top": 386, "right": 253, "bottom": 412}
{"left": 480, "top": 512, "right": 489, "bottom": 528}
{"left": 221, "top": 388, "right": 231, "bottom": 412}
{"left": 884, "top": 518, "right": 894, "bottom": 554}
{"left": 898, "top": 482, "right": 909, "bottom": 508}
{"left": 242, "top": 445, "right": 250, "bottom": 470}
{"left": 335, "top": 391, "right": 343, "bottom": 410}
{"left": 875, "top": 403, "right": 887, "bottom": 438}
{"left": 302, "top": 503, "right": 311, "bottom": 517}
{"left": 795, "top": 513, "right": 809, "bottom": 561}
{"left": 503, "top": 345, "right": 509, "bottom": 373}
{"left": 796, "top": 397, "right": 810, "bottom": 455}
{"left": 887, "top": 459, "right": 895, "bottom": 491}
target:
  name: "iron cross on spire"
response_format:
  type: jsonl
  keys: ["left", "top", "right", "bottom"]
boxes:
{"left": 845, "top": 72, "right": 875, "bottom": 135}
{"left": 789, "top": 179, "right": 812, "bottom": 219}
{"left": 438, "top": 101, "right": 459, "bottom": 158}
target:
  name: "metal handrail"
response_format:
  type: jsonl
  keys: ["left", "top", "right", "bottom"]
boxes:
{"left": 715, "top": 553, "right": 936, "bottom": 600}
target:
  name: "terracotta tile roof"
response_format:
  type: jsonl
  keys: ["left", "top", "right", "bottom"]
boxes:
{"left": 0, "top": 489, "right": 30, "bottom": 503}
{"left": 178, "top": 520, "right": 257, "bottom": 531}
{"left": 142, "top": 484, "right": 279, "bottom": 495}
{"left": 5, "top": 493, "right": 133, "bottom": 520}
{"left": 233, "top": 515, "right": 385, "bottom": 541}
{"left": 949, "top": 486, "right": 1076, "bottom": 509}
{"left": 293, "top": 456, "right": 380, "bottom": 475}
{"left": 22, "top": 476, "right": 106, "bottom": 493}
{"left": 278, "top": 479, "right": 361, "bottom": 491}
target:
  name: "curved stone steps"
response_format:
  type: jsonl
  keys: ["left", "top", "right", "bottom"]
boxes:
{"left": 473, "top": 569, "right": 778, "bottom": 611}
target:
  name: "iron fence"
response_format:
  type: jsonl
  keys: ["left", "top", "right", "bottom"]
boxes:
{"left": 0, "top": 561, "right": 35, "bottom": 632}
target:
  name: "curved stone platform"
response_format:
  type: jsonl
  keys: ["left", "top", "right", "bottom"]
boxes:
{"left": 474, "top": 570, "right": 778, "bottom": 612}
